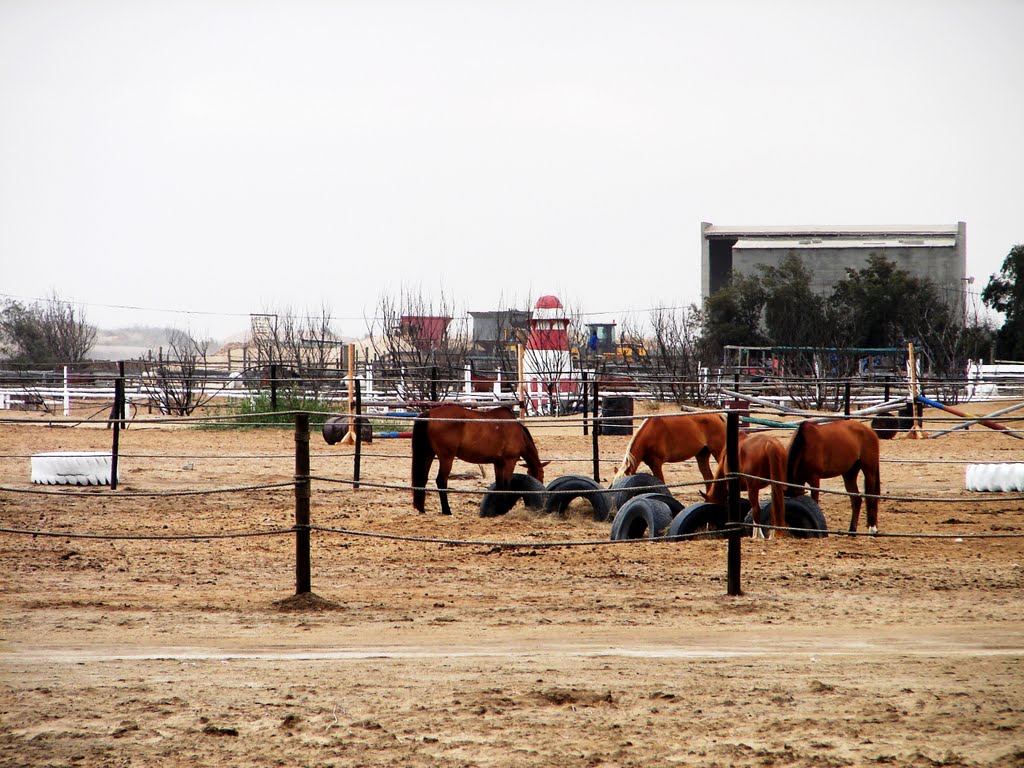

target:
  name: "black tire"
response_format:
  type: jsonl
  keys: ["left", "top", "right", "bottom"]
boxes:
{"left": 744, "top": 496, "right": 829, "bottom": 539}
{"left": 609, "top": 495, "right": 675, "bottom": 540}
{"left": 610, "top": 473, "right": 671, "bottom": 511}
{"left": 667, "top": 502, "right": 729, "bottom": 539}
{"left": 667, "top": 498, "right": 753, "bottom": 539}
{"left": 543, "top": 474, "right": 613, "bottom": 522}
{"left": 479, "top": 473, "right": 548, "bottom": 517}
{"left": 629, "top": 491, "right": 684, "bottom": 518}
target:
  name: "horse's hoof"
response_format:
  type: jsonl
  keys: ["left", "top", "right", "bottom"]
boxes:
{"left": 868, "top": 525, "right": 878, "bottom": 535}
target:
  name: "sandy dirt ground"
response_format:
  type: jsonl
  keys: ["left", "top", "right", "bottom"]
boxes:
{"left": 2, "top": 401, "right": 1024, "bottom": 767}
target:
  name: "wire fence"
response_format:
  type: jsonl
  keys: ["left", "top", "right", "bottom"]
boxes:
{"left": 2, "top": 399, "right": 1023, "bottom": 600}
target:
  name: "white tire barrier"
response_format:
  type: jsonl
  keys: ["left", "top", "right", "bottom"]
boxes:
{"left": 965, "top": 463, "right": 1024, "bottom": 492}
{"left": 31, "top": 451, "right": 117, "bottom": 486}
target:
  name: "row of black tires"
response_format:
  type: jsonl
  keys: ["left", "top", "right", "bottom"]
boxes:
{"left": 479, "top": 472, "right": 829, "bottom": 540}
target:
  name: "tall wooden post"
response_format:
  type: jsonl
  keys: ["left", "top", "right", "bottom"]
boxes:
{"left": 294, "top": 413, "right": 312, "bottom": 595}
{"left": 726, "top": 411, "right": 742, "bottom": 596}
{"left": 340, "top": 343, "right": 357, "bottom": 445}
{"left": 907, "top": 342, "right": 921, "bottom": 439}
{"left": 517, "top": 344, "right": 526, "bottom": 415}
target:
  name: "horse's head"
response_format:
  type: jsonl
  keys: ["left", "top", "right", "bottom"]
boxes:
{"left": 520, "top": 459, "right": 550, "bottom": 483}
{"left": 700, "top": 476, "right": 728, "bottom": 505}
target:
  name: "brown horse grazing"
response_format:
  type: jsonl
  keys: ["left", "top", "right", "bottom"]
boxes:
{"left": 411, "top": 405, "right": 545, "bottom": 515}
{"left": 701, "top": 433, "right": 788, "bottom": 539}
{"left": 613, "top": 412, "right": 726, "bottom": 490}
{"left": 787, "top": 420, "right": 881, "bottom": 533}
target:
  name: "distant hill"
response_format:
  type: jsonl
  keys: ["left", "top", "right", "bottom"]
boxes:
{"left": 90, "top": 326, "right": 223, "bottom": 361}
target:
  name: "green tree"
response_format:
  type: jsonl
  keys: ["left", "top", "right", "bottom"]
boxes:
{"left": 0, "top": 294, "right": 96, "bottom": 365}
{"left": 981, "top": 244, "right": 1024, "bottom": 361}
{"left": 758, "top": 254, "right": 828, "bottom": 347}
{"left": 701, "top": 271, "right": 768, "bottom": 356}
{"left": 830, "top": 255, "right": 947, "bottom": 349}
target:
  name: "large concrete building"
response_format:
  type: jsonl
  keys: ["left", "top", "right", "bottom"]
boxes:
{"left": 701, "top": 222, "right": 968, "bottom": 317}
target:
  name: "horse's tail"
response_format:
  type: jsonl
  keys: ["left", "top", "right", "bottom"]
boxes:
{"left": 786, "top": 421, "right": 809, "bottom": 495}
{"left": 411, "top": 414, "right": 432, "bottom": 512}
{"left": 708, "top": 412, "right": 728, "bottom": 464}
{"left": 768, "top": 439, "right": 788, "bottom": 526}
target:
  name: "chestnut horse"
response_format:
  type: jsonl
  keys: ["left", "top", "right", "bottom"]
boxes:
{"left": 613, "top": 412, "right": 726, "bottom": 490}
{"left": 786, "top": 419, "right": 881, "bottom": 533}
{"left": 411, "top": 405, "right": 545, "bottom": 515}
{"left": 702, "top": 433, "right": 788, "bottom": 539}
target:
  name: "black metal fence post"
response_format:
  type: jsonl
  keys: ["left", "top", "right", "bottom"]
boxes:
{"left": 294, "top": 412, "right": 312, "bottom": 595}
{"left": 110, "top": 375, "right": 124, "bottom": 491}
{"left": 726, "top": 410, "right": 742, "bottom": 596}
{"left": 270, "top": 363, "right": 279, "bottom": 412}
{"left": 591, "top": 379, "right": 600, "bottom": 482}
{"left": 353, "top": 379, "right": 362, "bottom": 489}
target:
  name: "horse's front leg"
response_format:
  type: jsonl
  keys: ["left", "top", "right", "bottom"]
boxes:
{"left": 647, "top": 459, "right": 666, "bottom": 484}
{"left": 435, "top": 455, "right": 455, "bottom": 516}
{"left": 494, "top": 461, "right": 516, "bottom": 515}
{"left": 842, "top": 470, "right": 863, "bottom": 533}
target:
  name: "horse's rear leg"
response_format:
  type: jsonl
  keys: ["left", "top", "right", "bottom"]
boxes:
{"left": 863, "top": 467, "right": 881, "bottom": 534}
{"left": 842, "top": 470, "right": 863, "bottom": 533}
{"left": 436, "top": 456, "right": 455, "bottom": 516}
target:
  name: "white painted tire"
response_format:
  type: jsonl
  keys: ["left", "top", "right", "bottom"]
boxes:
{"left": 965, "top": 463, "right": 1024, "bottom": 492}
{"left": 31, "top": 451, "right": 117, "bottom": 486}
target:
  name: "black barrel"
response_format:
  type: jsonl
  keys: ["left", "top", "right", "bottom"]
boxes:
{"left": 601, "top": 395, "right": 634, "bottom": 435}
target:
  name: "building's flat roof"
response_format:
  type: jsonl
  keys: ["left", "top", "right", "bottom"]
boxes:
{"left": 705, "top": 224, "right": 960, "bottom": 238}
{"left": 733, "top": 236, "right": 957, "bottom": 249}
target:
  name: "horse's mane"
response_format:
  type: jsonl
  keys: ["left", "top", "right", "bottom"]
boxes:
{"left": 519, "top": 422, "right": 541, "bottom": 467}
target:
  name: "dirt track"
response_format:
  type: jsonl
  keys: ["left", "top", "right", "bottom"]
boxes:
{"left": 2, "top": 405, "right": 1023, "bottom": 767}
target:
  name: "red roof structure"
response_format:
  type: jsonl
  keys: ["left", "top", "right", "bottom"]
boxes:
{"left": 398, "top": 315, "right": 452, "bottom": 351}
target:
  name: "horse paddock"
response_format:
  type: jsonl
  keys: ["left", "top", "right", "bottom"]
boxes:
{"left": 1, "top": 407, "right": 1023, "bottom": 768}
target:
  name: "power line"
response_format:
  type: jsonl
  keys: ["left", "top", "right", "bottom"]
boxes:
{"left": 0, "top": 291, "right": 695, "bottom": 327}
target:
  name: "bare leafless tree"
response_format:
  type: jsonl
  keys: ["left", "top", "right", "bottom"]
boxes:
{"left": 366, "top": 286, "right": 472, "bottom": 402}
{"left": 140, "top": 329, "right": 215, "bottom": 416}
{"left": 618, "top": 304, "right": 711, "bottom": 405}
{"left": 248, "top": 304, "right": 342, "bottom": 393}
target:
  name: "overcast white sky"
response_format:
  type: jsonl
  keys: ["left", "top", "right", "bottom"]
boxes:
{"left": 2, "top": 0, "right": 1022, "bottom": 341}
